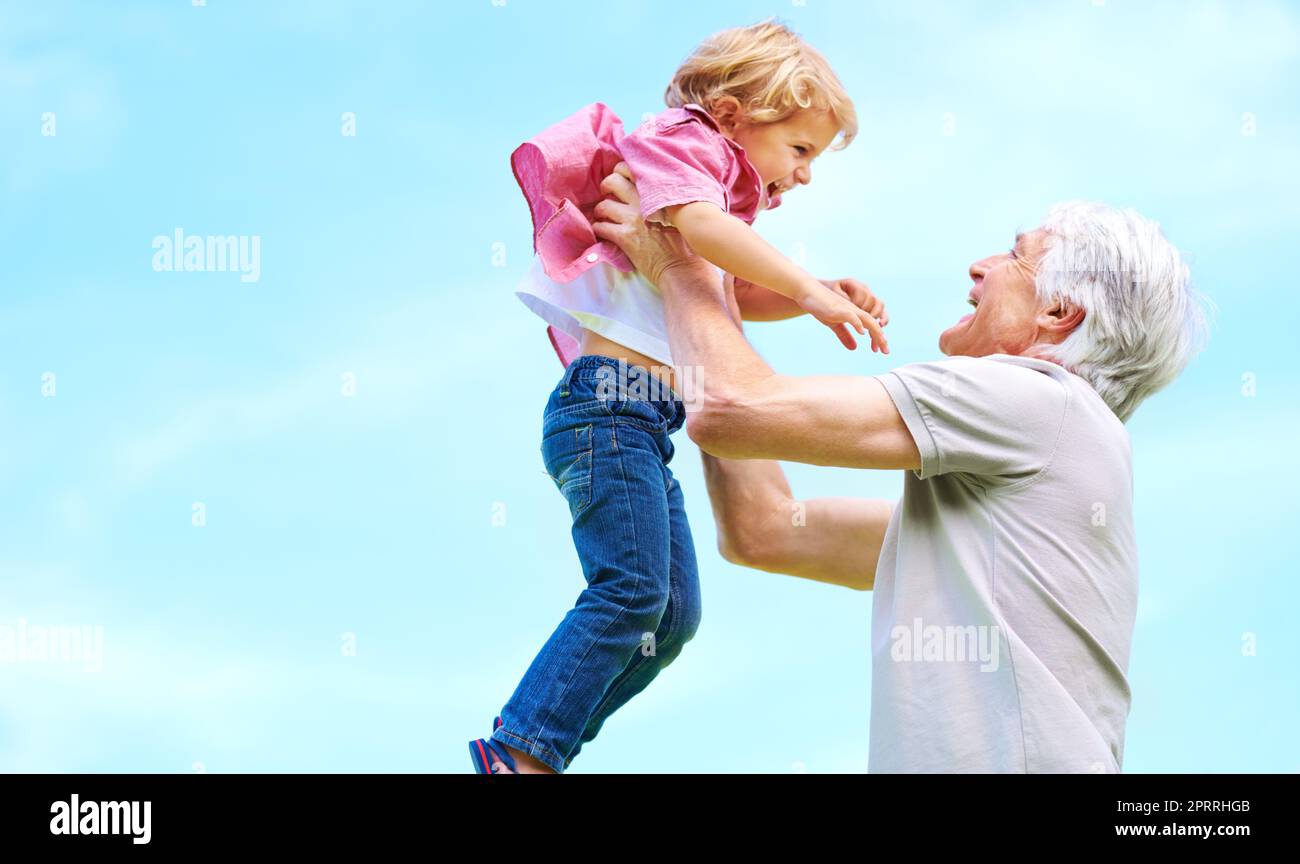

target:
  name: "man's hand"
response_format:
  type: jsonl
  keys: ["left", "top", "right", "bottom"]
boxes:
{"left": 592, "top": 163, "right": 714, "bottom": 288}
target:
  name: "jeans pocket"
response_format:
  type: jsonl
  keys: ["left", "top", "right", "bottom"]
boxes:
{"left": 542, "top": 424, "right": 594, "bottom": 519}
{"left": 610, "top": 397, "right": 669, "bottom": 433}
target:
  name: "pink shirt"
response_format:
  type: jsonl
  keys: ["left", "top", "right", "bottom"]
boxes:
{"left": 511, "top": 102, "right": 778, "bottom": 366}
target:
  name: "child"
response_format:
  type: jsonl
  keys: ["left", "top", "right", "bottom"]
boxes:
{"left": 470, "top": 20, "right": 887, "bottom": 774}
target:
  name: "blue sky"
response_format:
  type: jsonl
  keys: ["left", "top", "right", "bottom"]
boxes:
{"left": 1, "top": 0, "right": 1296, "bottom": 772}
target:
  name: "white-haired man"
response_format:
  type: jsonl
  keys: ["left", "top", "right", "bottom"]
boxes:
{"left": 593, "top": 165, "right": 1208, "bottom": 773}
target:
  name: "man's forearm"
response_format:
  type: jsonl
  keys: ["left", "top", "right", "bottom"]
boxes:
{"left": 656, "top": 227, "right": 892, "bottom": 591}
{"left": 700, "top": 451, "right": 794, "bottom": 564}
{"left": 659, "top": 258, "right": 918, "bottom": 469}
{"left": 701, "top": 452, "right": 890, "bottom": 591}
{"left": 660, "top": 260, "right": 775, "bottom": 393}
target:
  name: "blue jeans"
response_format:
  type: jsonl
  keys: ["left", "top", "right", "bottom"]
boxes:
{"left": 492, "top": 355, "right": 702, "bottom": 772}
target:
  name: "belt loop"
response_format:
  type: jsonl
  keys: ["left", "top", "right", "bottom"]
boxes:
{"left": 559, "top": 356, "right": 580, "bottom": 397}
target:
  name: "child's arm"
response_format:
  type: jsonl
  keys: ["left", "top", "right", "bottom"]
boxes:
{"left": 738, "top": 279, "right": 889, "bottom": 353}
{"left": 733, "top": 279, "right": 806, "bottom": 321}
{"left": 666, "top": 202, "right": 886, "bottom": 349}
{"left": 666, "top": 202, "right": 826, "bottom": 307}
{"left": 736, "top": 277, "right": 891, "bottom": 326}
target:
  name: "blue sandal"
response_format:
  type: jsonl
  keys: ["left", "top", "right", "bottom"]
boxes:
{"left": 469, "top": 717, "right": 517, "bottom": 774}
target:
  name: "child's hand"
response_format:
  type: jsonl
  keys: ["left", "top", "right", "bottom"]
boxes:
{"left": 823, "top": 278, "right": 888, "bottom": 327}
{"left": 798, "top": 279, "right": 889, "bottom": 354}
{"left": 823, "top": 278, "right": 890, "bottom": 354}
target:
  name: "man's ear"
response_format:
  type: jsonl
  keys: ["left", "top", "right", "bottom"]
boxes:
{"left": 1038, "top": 298, "right": 1086, "bottom": 340}
{"left": 709, "top": 96, "right": 743, "bottom": 136}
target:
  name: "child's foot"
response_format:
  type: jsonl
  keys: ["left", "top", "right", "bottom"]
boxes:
{"left": 470, "top": 716, "right": 560, "bottom": 774}
{"left": 469, "top": 737, "right": 517, "bottom": 774}
{"left": 469, "top": 716, "right": 517, "bottom": 774}
{"left": 500, "top": 743, "right": 557, "bottom": 774}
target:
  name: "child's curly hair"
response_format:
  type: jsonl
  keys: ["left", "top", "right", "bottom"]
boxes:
{"left": 665, "top": 19, "right": 857, "bottom": 150}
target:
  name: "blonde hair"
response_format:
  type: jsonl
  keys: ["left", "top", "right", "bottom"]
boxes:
{"left": 665, "top": 20, "right": 857, "bottom": 149}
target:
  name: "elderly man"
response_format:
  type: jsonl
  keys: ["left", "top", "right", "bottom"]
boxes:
{"left": 592, "top": 164, "right": 1208, "bottom": 773}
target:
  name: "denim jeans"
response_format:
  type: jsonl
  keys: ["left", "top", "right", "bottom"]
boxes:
{"left": 491, "top": 355, "right": 702, "bottom": 773}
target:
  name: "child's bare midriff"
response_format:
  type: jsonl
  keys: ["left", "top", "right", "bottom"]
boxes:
{"left": 579, "top": 329, "right": 676, "bottom": 393}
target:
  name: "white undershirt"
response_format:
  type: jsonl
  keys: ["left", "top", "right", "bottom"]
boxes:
{"left": 515, "top": 255, "right": 676, "bottom": 366}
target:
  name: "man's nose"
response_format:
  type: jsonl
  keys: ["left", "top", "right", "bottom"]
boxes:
{"left": 969, "top": 255, "right": 996, "bottom": 281}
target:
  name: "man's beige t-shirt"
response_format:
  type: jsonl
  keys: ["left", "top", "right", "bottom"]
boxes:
{"left": 872, "top": 354, "right": 1137, "bottom": 773}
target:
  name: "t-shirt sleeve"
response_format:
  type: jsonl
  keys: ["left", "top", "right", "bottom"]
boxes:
{"left": 619, "top": 119, "right": 734, "bottom": 226}
{"left": 876, "top": 356, "right": 1070, "bottom": 485}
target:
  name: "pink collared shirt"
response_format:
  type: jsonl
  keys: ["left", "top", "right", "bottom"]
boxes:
{"left": 511, "top": 102, "right": 778, "bottom": 366}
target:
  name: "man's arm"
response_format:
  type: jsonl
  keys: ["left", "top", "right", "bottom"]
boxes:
{"left": 701, "top": 452, "right": 893, "bottom": 591}
{"left": 592, "top": 165, "right": 920, "bottom": 471}
{"left": 666, "top": 253, "right": 918, "bottom": 469}
{"left": 691, "top": 371, "right": 921, "bottom": 469}
{"left": 697, "top": 275, "right": 894, "bottom": 590}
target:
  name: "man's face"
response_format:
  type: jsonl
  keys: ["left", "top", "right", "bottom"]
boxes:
{"left": 940, "top": 228, "right": 1054, "bottom": 357}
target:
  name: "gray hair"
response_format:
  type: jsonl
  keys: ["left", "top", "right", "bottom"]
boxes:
{"left": 1032, "top": 201, "right": 1211, "bottom": 422}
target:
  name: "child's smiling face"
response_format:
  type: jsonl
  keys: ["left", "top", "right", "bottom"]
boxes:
{"left": 724, "top": 108, "right": 842, "bottom": 201}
